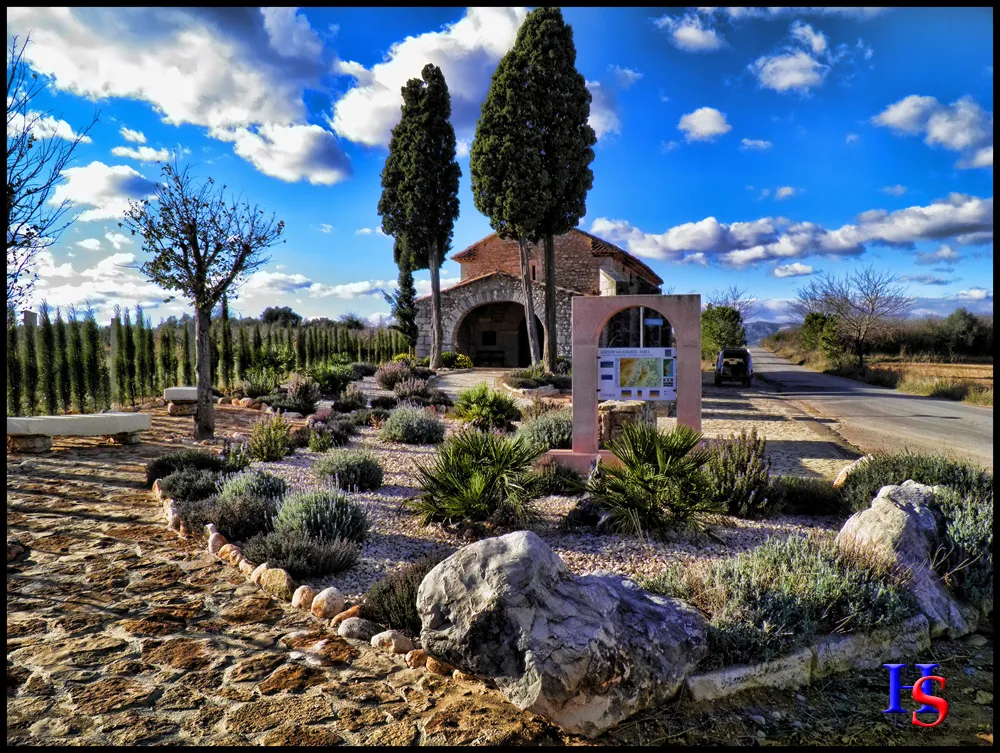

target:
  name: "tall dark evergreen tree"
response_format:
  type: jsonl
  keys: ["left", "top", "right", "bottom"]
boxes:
{"left": 122, "top": 308, "right": 137, "bottom": 405}
{"left": 251, "top": 324, "right": 263, "bottom": 367}
{"left": 55, "top": 307, "right": 71, "bottom": 412}
{"left": 146, "top": 322, "right": 157, "bottom": 396}
{"left": 83, "top": 310, "right": 103, "bottom": 412}
{"left": 379, "top": 64, "right": 460, "bottom": 369}
{"left": 296, "top": 326, "right": 306, "bottom": 370}
{"left": 38, "top": 302, "right": 58, "bottom": 414}
{"left": 384, "top": 237, "right": 418, "bottom": 350}
{"left": 22, "top": 309, "right": 39, "bottom": 414}
{"left": 134, "top": 303, "right": 148, "bottom": 401}
{"left": 515, "top": 8, "right": 596, "bottom": 372}
{"left": 182, "top": 324, "right": 195, "bottom": 385}
{"left": 219, "top": 296, "right": 234, "bottom": 391}
{"left": 7, "top": 306, "right": 23, "bottom": 416}
{"left": 159, "top": 326, "right": 175, "bottom": 389}
{"left": 236, "top": 325, "right": 251, "bottom": 380}
{"left": 67, "top": 307, "right": 86, "bottom": 413}
{"left": 112, "top": 308, "right": 127, "bottom": 406}
{"left": 471, "top": 28, "right": 550, "bottom": 365}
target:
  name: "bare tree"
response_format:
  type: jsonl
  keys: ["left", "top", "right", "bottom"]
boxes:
{"left": 121, "top": 161, "right": 284, "bottom": 439}
{"left": 793, "top": 266, "right": 913, "bottom": 371}
{"left": 708, "top": 284, "right": 757, "bottom": 321}
{"left": 7, "top": 34, "right": 99, "bottom": 309}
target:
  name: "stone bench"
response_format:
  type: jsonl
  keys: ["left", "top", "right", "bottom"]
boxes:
{"left": 7, "top": 413, "right": 152, "bottom": 452}
{"left": 164, "top": 386, "right": 199, "bottom": 416}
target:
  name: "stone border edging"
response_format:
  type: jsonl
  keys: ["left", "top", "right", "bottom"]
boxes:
{"left": 684, "top": 614, "right": 931, "bottom": 701}
{"left": 150, "top": 479, "right": 460, "bottom": 680}
{"left": 498, "top": 380, "right": 558, "bottom": 398}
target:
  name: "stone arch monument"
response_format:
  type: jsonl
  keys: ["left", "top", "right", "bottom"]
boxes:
{"left": 546, "top": 294, "right": 702, "bottom": 475}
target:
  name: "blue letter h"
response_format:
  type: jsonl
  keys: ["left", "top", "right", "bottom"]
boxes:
{"left": 884, "top": 663, "right": 939, "bottom": 714}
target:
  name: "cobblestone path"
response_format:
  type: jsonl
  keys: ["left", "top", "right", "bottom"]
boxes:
{"left": 6, "top": 411, "right": 558, "bottom": 746}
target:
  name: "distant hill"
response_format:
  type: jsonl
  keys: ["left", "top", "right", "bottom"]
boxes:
{"left": 744, "top": 321, "right": 787, "bottom": 346}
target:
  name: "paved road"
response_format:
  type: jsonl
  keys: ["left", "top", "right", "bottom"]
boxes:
{"left": 750, "top": 347, "right": 993, "bottom": 470}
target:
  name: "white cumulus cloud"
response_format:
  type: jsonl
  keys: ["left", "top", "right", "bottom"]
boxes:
{"left": 775, "top": 186, "right": 797, "bottom": 200}
{"left": 873, "top": 95, "right": 992, "bottom": 169}
{"left": 608, "top": 64, "right": 643, "bottom": 88}
{"left": 740, "top": 138, "right": 772, "bottom": 150}
{"left": 881, "top": 184, "right": 907, "bottom": 196}
{"left": 773, "top": 262, "right": 813, "bottom": 278}
{"left": 678, "top": 107, "right": 731, "bottom": 142}
{"left": 49, "top": 161, "right": 159, "bottom": 223}
{"left": 213, "top": 123, "right": 352, "bottom": 185}
{"left": 119, "top": 126, "right": 146, "bottom": 143}
{"left": 653, "top": 12, "right": 726, "bottom": 52}
{"left": 111, "top": 145, "right": 172, "bottom": 162}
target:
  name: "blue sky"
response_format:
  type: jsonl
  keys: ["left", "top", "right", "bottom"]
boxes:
{"left": 7, "top": 6, "right": 993, "bottom": 324}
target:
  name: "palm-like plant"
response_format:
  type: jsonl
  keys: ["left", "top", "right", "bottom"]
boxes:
{"left": 412, "top": 429, "right": 543, "bottom": 526}
{"left": 585, "top": 422, "right": 716, "bottom": 537}
{"left": 453, "top": 382, "right": 521, "bottom": 431}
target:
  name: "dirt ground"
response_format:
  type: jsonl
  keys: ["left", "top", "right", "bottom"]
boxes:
{"left": 7, "top": 403, "right": 993, "bottom": 746}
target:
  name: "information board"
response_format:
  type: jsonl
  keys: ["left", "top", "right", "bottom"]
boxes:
{"left": 597, "top": 347, "right": 676, "bottom": 401}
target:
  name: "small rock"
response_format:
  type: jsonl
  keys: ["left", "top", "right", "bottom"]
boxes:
{"left": 7, "top": 539, "right": 27, "bottom": 563}
{"left": 260, "top": 568, "right": 296, "bottom": 601}
{"left": 337, "top": 617, "right": 382, "bottom": 641}
{"left": 283, "top": 411, "right": 303, "bottom": 419}
{"left": 151, "top": 479, "right": 163, "bottom": 498}
{"left": 207, "top": 532, "right": 227, "bottom": 554}
{"left": 964, "top": 634, "right": 988, "bottom": 647}
{"left": 425, "top": 656, "right": 455, "bottom": 676}
{"left": 311, "top": 588, "right": 346, "bottom": 619}
{"left": 218, "top": 397, "right": 231, "bottom": 405}
{"left": 292, "top": 585, "right": 317, "bottom": 611}
{"left": 371, "top": 630, "right": 414, "bottom": 654}
{"left": 975, "top": 691, "right": 993, "bottom": 705}
{"left": 453, "top": 669, "right": 476, "bottom": 682}
{"left": 217, "top": 544, "right": 242, "bottom": 565}
{"left": 750, "top": 714, "right": 767, "bottom": 727}
{"left": 330, "top": 605, "right": 360, "bottom": 628}
{"left": 238, "top": 397, "right": 254, "bottom": 408}
{"left": 140, "top": 401, "right": 157, "bottom": 410}
{"left": 238, "top": 559, "right": 256, "bottom": 578}
{"left": 204, "top": 523, "right": 218, "bottom": 537}
{"left": 770, "top": 711, "right": 783, "bottom": 721}
{"left": 405, "top": 650, "right": 427, "bottom": 669}
{"left": 250, "top": 563, "right": 269, "bottom": 585}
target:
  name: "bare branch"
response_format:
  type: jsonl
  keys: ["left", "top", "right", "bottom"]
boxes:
{"left": 708, "top": 284, "right": 757, "bottom": 320}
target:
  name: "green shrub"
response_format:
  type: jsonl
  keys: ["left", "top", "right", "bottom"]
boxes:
{"left": 359, "top": 555, "right": 448, "bottom": 633}
{"left": 243, "top": 529, "right": 359, "bottom": 578}
{"left": 394, "top": 377, "right": 429, "bottom": 401}
{"left": 214, "top": 493, "right": 279, "bottom": 544}
{"left": 706, "top": 429, "right": 774, "bottom": 518}
{"left": 315, "top": 450, "right": 384, "bottom": 491}
{"left": 218, "top": 469, "right": 287, "bottom": 503}
{"left": 351, "top": 362, "right": 377, "bottom": 379}
{"left": 333, "top": 383, "right": 367, "bottom": 412}
{"left": 426, "top": 389, "right": 453, "bottom": 408}
{"left": 437, "top": 351, "right": 473, "bottom": 369}
{"left": 392, "top": 353, "right": 415, "bottom": 365}
{"left": 308, "top": 430, "right": 335, "bottom": 453}
{"left": 453, "top": 383, "right": 521, "bottom": 431}
{"left": 221, "top": 442, "right": 253, "bottom": 473}
{"left": 308, "top": 364, "right": 355, "bottom": 397}
{"left": 146, "top": 449, "right": 227, "bottom": 488}
{"left": 374, "top": 361, "right": 412, "bottom": 390}
{"left": 274, "top": 489, "right": 369, "bottom": 544}
{"left": 379, "top": 407, "right": 445, "bottom": 445}
{"left": 935, "top": 486, "right": 993, "bottom": 604}
{"left": 643, "top": 535, "right": 918, "bottom": 668}
{"left": 174, "top": 495, "right": 222, "bottom": 535}
{"left": 504, "top": 363, "right": 571, "bottom": 390}
{"left": 347, "top": 408, "right": 390, "bottom": 428}
{"left": 517, "top": 409, "right": 573, "bottom": 450}
{"left": 520, "top": 393, "right": 561, "bottom": 422}
{"left": 247, "top": 413, "right": 292, "bottom": 462}
{"left": 289, "top": 425, "right": 312, "bottom": 449}
{"left": 768, "top": 475, "right": 849, "bottom": 516}
{"left": 240, "top": 367, "right": 280, "bottom": 399}
{"left": 264, "top": 374, "right": 319, "bottom": 415}
{"left": 585, "top": 423, "right": 715, "bottom": 537}
{"left": 533, "top": 461, "right": 584, "bottom": 496}
{"left": 370, "top": 395, "right": 398, "bottom": 410}
{"left": 839, "top": 451, "right": 994, "bottom": 513}
{"left": 321, "top": 417, "right": 358, "bottom": 446}
{"left": 412, "top": 430, "right": 543, "bottom": 526}
{"left": 160, "top": 468, "right": 222, "bottom": 502}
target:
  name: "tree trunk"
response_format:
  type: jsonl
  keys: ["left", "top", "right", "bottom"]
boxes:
{"left": 855, "top": 338, "right": 865, "bottom": 373}
{"left": 542, "top": 233, "right": 557, "bottom": 374}
{"left": 428, "top": 239, "right": 443, "bottom": 370}
{"left": 194, "top": 306, "right": 215, "bottom": 439}
{"left": 517, "top": 236, "right": 541, "bottom": 366}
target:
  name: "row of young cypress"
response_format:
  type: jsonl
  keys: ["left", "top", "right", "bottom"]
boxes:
{"left": 7, "top": 302, "right": 411, "bottom": 417}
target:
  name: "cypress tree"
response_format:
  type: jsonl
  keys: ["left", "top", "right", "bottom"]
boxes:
{"left": 113, "top": 308, "right": 127, "bottom": 406}
{"left": 7, "top": 306, "right": 23, "bottom": 416}
{"left": 22, "top": 310, "right": 39, "bottom": 415}
{"left": 220, "top": 297, "right": 234, "bottom": 391}
{"left": 83, "top": 310, "right": 103, "bottom": 412}
{"left": 134, "top": 303, "right": 148, "bottom": 401}
{"left": 384, "top": 238, "right": 419, "bottom": 349}
{"left": 182, "top": 324, "right": 195, "bottom": 385}
{"left": 159, "top": 326, "right": 174, "bottom": 389}
{"left": 251, "top": 324, "right": 263, "bottom": 368}
{"left": 146, "top": 321, "right": 157, "bottom": 396}
{"left": 123, "top": 308, "right": 138, "bottom": 405}
{"left": 296, "top": 326, "right": 306, "bottom": 370}
{"left": 39, "top": 302, "right": 58, "bottom": 414}
{"left": 379, "top": 64, "right": 460, "bottom": 369}
{"left": 236, "top": 325, "right": 251, "bottom": 380}
{"left": 55, "top": 308, "right": 71, "bottom": 412}
{"left": 67, "top": 307, "right": 86, "bottom": 414}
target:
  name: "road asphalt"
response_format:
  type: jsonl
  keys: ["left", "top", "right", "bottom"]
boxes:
{"left": 750, "top": 347, "right": 993, "bottom": 471}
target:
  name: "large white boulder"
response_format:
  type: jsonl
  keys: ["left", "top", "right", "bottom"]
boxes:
{"left": 416, "top": 531, "right": 708, "bottom": 738}
{"left": 835, "top": 480, "right": 978, "bottom": 638}
{"left": 7, "top": 413, "right": 151, "bottom": 436}
{"left": 163, "top": 386, "right": 199, "bottom": 402}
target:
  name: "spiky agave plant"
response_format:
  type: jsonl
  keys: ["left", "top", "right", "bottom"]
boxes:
{"left": 412, "top": 429, "right": 544, "bottom": 526}
{"left": 585, "top": 422, "right": 716, "bottom": 537}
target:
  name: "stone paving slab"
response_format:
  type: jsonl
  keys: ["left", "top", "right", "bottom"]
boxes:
{"left": 6, "top": 407, "right": 561, "bottom": 746}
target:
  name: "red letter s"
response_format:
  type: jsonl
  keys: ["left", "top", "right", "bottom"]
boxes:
{"left": 911, "top": 675, "right": 948, "bottom": 728}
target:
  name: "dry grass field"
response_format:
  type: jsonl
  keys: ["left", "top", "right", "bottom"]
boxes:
{"left": 865, "top": 361, "right": 993, "bottom": 405}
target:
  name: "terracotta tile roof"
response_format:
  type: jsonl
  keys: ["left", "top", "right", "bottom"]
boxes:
{"left": 450, "top": 228, "right": 663, "bottom": 286}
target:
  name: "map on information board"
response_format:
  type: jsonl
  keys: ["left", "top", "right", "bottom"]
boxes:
{"left": 598, "top": 347, "right": 676, "bottom": 401}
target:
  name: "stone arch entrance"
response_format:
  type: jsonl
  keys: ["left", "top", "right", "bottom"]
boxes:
{"left": 454, "top": 301, "right": 544, "bottom": 368}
